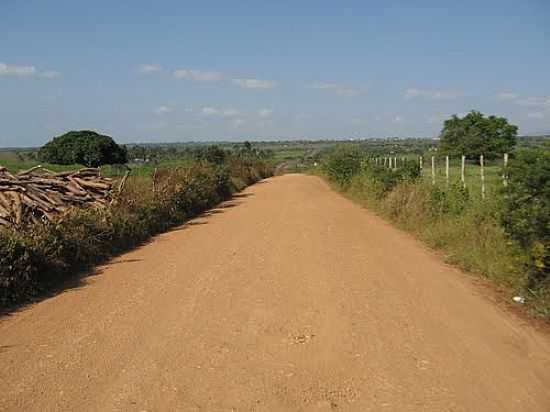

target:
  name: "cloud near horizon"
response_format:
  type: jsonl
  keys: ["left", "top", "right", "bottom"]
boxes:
{"left": 232, "top": 78, "right": 276, "bottom": 89}
{"left": 174, "top": 69, "right": 223, "bottom": 81}
{"left": 137, "top": 64, "right": 162, "bottom": 74}
{"left": 405, "top": 88, "right": 457, "bottom": 100}
{"left": 0, "top": 63, "right": 60, "bottom": 79}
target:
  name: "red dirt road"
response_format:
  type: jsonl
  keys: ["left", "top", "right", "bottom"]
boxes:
{"left": 1, "top": 174, "right": 549, "bottom": 411}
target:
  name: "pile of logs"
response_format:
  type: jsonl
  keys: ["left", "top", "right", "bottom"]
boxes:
{"left": 0, "top": 166, "right": 113, "bottom": 227}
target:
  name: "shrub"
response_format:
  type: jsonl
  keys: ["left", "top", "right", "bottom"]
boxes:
{"left": 501, "top": 148, "right": 550, "bottom": 286}
{"left": 322, "top": 145, "right": 362, "bottom": 187}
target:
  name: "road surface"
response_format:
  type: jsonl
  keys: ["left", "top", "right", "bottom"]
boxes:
{"left": 1, "top": 174, "right": 549, "bottom": 411}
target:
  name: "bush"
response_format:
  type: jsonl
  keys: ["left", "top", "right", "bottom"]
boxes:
{"left": 322, "top": 145, "right": 362, "bottom": 187}
{"left": 501, "top": 148, "right": 550, "bottom": 286}
{"left": 38, "top": 130, "right": 128, "bottom": 167}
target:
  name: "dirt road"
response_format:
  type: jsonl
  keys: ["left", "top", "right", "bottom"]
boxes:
{"left": 1, "top": 174, "right": 549, "bottom": 411}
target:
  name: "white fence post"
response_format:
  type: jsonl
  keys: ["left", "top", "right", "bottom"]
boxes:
{"left": 503, "top": 153, "right": 509, "bottom": 187}
{"left": 480, "top": 154, "right": 485, "bottom": 200}
{"left": 419, "top": 156, "right": 423, "bottom": 172}
{"left": 445, "top": 155, "right": 449, "bottom": 187}
{"left": 461, "top": 155, "right": 466, "bottom": 189}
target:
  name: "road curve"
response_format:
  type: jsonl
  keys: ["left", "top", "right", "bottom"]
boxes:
{"left": 1, "top": 174, "right": 549, "bottom": 411}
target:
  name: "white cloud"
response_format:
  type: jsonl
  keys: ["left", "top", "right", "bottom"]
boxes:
{"left": 0, "top": 63, "right": 37, "bottom": 77}
{"left": 393, "top": 116, "right": 403, "bottom": 123}
{"left": 201, "top": 106, "right": 220, "bottom": 115}
{"left": 174, "top": 69, "right": 223, "bottom": 81}
{"left": 39, "top": 71, "right": 61, "bottom": 79}
{"left": 496, "top": 92, "right": 518, "bottom": 100}
{"left": 515, "top": 96, "right": 550, "bottom": 108}
{"left": 309, "top": 82, "right": 338, "bottom": 90}
{"left": 258, "top": 108, "right": 273, "bottom": 118}
{"left": 154, "top": 106, "right": 173, "bottom": 115}
{"left": 0, "top": 63, "right": 63, "bottom": 79}
{"left": 527, "top": 112, "right": 545, "bottom": 119}
{"left": 309, "top": 81, "right": 359, "bottom": 97}
{"left": 232, "top": 78, "right": 276, "bottom": 89}
{"left": 405, "top": 88, "right": 457, "bottom": 100}
{"left": 222, "top": 108, "right": 240, "bottom": 117}
{"left": 137, "top": 64, "right": 162, "bottom": 74}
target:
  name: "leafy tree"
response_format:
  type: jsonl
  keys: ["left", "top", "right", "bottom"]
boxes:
{"left": 501, "top": 149, "right": 550, "bottom": 286}
{"left": 38, "top": 130, "right": 128, "bottom": 167}
{"left": 438, "top": 111, "right": 517, "bottom": 159}
{"left": 192, "top": 145, "right": 227, "bottom": 165}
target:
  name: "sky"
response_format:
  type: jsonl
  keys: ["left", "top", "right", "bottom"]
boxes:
{"left": 1, "top": 0, "right": 549, "bottom": 147}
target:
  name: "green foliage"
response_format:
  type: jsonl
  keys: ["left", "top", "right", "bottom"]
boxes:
{"left": 38, "top": 130, "right": 128, "bottom": 167}
{"left": 501, "top": 149, "right": 550, "bottom": 286}
{"left": 322, "top": 145, "right": 362, "bottom": 186}
{"left": 192, "top": 145, "right": 228, "bottom": 165}
{"left": 360, "top": 160, "right": 421, "bottom": 196}
{"left": 439, "top": 111, "right": 518, "bottom": 159}
{"left": 428, "top": 183, "right": 470, "bottom": 216}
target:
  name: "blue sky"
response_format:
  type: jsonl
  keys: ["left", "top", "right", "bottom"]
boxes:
{"left": 1, "top": 0, "right": 549, "bottom": 146}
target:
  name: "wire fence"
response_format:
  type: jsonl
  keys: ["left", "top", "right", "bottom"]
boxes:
{"left": 369, "top": 154, "right": 510, "bottom": 199}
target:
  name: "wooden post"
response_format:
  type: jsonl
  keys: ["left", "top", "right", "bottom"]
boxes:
{"left": 389, "top": 157, "right": 392, "bottom": 169}
{"left": 152, "top": 167, "right": 158, "bottom": 194}
{"left": 445, "top": 156, "right": 449, "bottom": 187}
{"left": 394, "top": 157, "right": 397, "bottom": 170}
{"left": 419, "top": 156, "right": 423, "bottom": 172}
{"left": 461, "top": 155, "right": 466, "bottom": 189}
{"left": 431, "top": 156, "right": 436, "bottom": 185}
{"left": 503, "top": 153, "right": 509, "bottom": 187}
{"left": 480, "top": 154, "right": 485, "bottom": 200}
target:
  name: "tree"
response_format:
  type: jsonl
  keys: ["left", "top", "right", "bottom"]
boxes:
{"left": 38, "top": 130, "right": 128, "bottom": 167}
{"left": 438, "top": 111, "right": 517, "bottom": 159}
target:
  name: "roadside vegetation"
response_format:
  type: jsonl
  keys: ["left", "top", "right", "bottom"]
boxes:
{"left": 0, "top": 135, "right": 273, "bottom": 308}
{"left": 318, "top": 113, "right": 550, "bottom": 318}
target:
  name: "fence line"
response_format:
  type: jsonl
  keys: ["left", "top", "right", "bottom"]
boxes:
{"left": 369, "top": 153, "right": 510, "bottom": 200}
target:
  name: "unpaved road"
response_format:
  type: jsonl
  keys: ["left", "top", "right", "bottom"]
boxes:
{"left": 1, "top": 174, "right": 550, "bottom": 411}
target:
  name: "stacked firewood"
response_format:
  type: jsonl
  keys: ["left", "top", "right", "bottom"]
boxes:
{"left": 0, "top": 166, "right": 113, "bottom": 227}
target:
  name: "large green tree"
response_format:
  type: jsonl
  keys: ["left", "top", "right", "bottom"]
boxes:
{"left": 438, "top": 111, "right": 517, "bottom": 159}
{"left": 38, "top": 130, "right": 128, "bottom": 167}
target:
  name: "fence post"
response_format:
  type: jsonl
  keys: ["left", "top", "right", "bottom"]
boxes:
{"left": 431, "top": 156, "right": 436, "bottom": 185}
{"left": 503, "top": 153, "right": 509, "bottom": 187}
{"left": 461, "top": 155, "right": 466, "bottom": 189}
{"left": 394, "top": 157, "right": 397, "bottom": 170}
{"left": 445, "top": 155, "right": 449, "bottom": 187}
{"left": 480, "top": 154, "right": 485, "bottom": 200}
{"left": 419, "top": 156, "right": 423, "bottom": 173}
